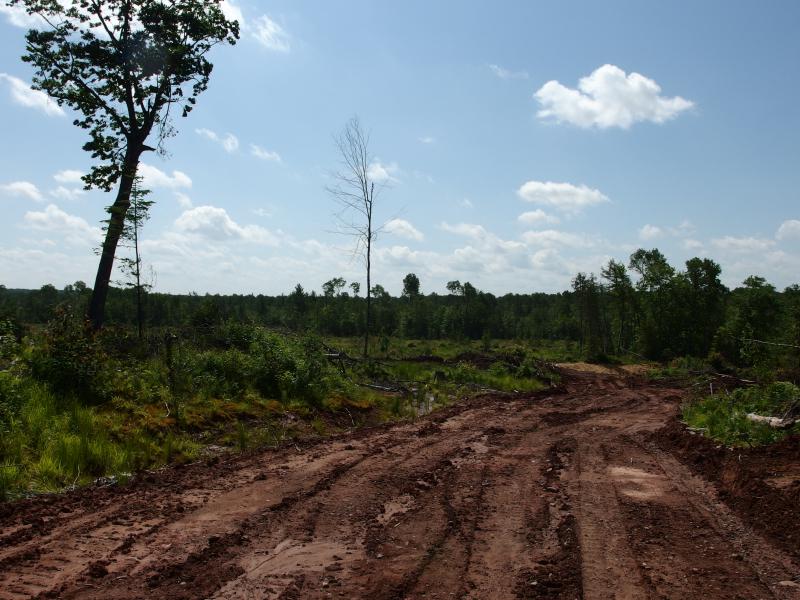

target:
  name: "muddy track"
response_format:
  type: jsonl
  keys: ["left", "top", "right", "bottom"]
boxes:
{"left": 1, "top": 371, "right": 799, "bottom": 599}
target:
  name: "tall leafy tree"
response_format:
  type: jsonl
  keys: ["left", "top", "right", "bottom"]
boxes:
{"left": 629, "top": 248, "right": 676, "bottom": 358}
{"left": 682, "top": 257, "right": 727, "bottom": 356}
{"left": 402, "top": 273, "right": 420, "bottom": 299}
{"left": 572, "top": 273, "right": 604, "bottom": 358}
{"left": 322, "top": 277, "right": 347, "bottom": 298}
{"left": 601, "top": 259, "right": 636, "bottom": 353}
{"left": 716, "top": 276, "right": 782, "bottom": 366}
{"left": 9, "top": 0, "right": 239, "bottom": 328}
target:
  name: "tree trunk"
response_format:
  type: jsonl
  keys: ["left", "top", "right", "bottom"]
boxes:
{"left": 133, "top": 197, "right": 144, "bottom": 340}
{"left": 364, "top": 232, "right": 371, "bottom": 359}
{"left": 88, "top": 150, "right": 141, "bottom": 329}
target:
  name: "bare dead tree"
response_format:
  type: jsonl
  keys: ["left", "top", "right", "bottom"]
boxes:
{"left": 327, "top": 116, "right": 385, "bottom": 358}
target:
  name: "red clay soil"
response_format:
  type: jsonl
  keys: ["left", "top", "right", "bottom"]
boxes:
{"left": 653, "top": 419, "right": 800, "bottom": 560}
{"left": 1, "top": 370, "right": 799, "bottom": 599}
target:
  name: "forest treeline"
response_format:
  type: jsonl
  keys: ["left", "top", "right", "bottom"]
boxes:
{"left": 2, "top": 248, "right": 799, "bottom": 368}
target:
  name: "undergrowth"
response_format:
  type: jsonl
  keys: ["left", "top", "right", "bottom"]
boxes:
{"left": 0, "top": 315, "right": 553, "bottom": 501}
{"left": 683, "top": 381, "right": 800, "bottom": 447}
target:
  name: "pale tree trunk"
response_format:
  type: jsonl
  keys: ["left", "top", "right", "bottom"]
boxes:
{"left": 363, "top": 182, "right": 374, "bottom": 359}
{"left": 133, "top": 198, "right": 144, "bottom": 340}
{"left": 364, "top": 230, "right": 371, "bottom": 359}
{"left": 88, "top": 148, "right": 141, "bottom": 329}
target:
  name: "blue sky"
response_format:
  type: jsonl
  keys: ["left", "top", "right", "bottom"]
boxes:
{"left": 1, "top": 0, "right": 799, "bottom": 296}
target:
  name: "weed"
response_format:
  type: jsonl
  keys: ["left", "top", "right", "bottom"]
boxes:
{"left": 236, "top": 420, "right": 249, "bottom": 452}
{"left": 0, "top": 462, "right": 19, "bottom": 501}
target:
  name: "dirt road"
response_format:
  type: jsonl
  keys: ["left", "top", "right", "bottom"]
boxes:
{"left": 1, "top": 369, "right": 799, "bottom": 599}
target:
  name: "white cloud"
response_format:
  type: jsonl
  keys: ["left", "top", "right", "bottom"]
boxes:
{"left": 460, "top": 198, "right": 474, "bottom": 209}
{"left": 0, "top": 5, "right": 45, "bottom": 28}
{"left": 196, "top": 128, "right": 239, "bottom": 153}
{"left": 175, "top": 205, "right": 278, "bottom": 245}
{"left": 50, "top": 186, "right": 85, "bottom": 201}
{"left": 53, "top": 169, "right": 84, "bottom": 184}
{"left": 1, "top": 181, "right": 44, "bottom": 202}
{"left": 220, "top": 0, "right": 245, "bottom": 26}
{"left": 711, "top": 236, "right": 775, "bottom": 253}
{"left": 23, "top": 204, "right": 101, "bottom": 245}
{"left": 683, "top": 239, "right": 703, "bottom": 251}
{"left": 440, "top": 223, "right": 528, "bottom": 275}
{"left": 668, "top": 219, "right": 695, "bottom": 237}
{"left": 776, "top": 220, "right": 800, "bottom": 241}
{"left": 418, "top": 136, "right": 436, "bottom": 144}
{"left": 534, "top": 64, "right": 694, "bottom": 129}
{"left": 175, "top": 192, "right": 193, "bottom": 209}
{"left": 441, "top": 222, "right": 487, "bottom": 238}
{"left": 376, "top": 245, "right": 433, "bottom": 268}
{"left": 0, "top": 73, "right": 64, "bottom": 117}
{"left": 138, "top": 163, "right": 192, "bottom": 189}
{"left": 253, "top": 208, "right": 272, "bottom": 217}
{"left": 489, "top": 64, "right": 529, "bottom": 80}
{"left": 521, "top": 229, "right": 594, "bottom": 248}
{"left": 368, "top": 161, "right": 400, "bottom": 184}
{"left": 384, "top": 218, "right": 424, "bottom": 241}
{"left": 638, "top": 224, "right": 663, "bottom": 241}
{"left": 252, "top": 15, "right": 290, "bottom": 52}
{"left": 517, "top": 209, "right": 560, "bottom": 226}
{"left": 250, "top": 144, "right": 282, "bottom": 162}
{"left": 517, "top": 180, "right": 609, "bottom": 214}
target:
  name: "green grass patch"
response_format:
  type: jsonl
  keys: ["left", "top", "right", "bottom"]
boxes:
{"left": 683, "top": 381, "right": 800, "bottom": 447}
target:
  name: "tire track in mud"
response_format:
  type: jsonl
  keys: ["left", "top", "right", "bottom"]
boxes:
{"left": 209, "top": 406, "right": 542, "bottom": 599}
{"left": 2, "top": 371, "right": 800, "bottom": 600}
{"left": 50, "top": 397, "right": 551, "bottom": 599}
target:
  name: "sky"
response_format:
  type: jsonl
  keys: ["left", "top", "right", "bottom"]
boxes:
{"left": 1, "top": 0, "right": 799, "bottom": 297}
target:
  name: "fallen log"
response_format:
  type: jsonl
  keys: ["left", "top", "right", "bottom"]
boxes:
{"left": 746, "top": 413, "right": 799, "bottom": 429}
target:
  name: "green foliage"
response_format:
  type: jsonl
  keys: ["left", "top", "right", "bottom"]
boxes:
{"left": 0, "top": 463, "right": 20, "bottom": 501}
{"left": 684, "top": 382, "right": 800, "bottom": 446}
{"left": 12, "top": 0, "right": 240, "bottom": 189}
{"left": 0, "top": 318, "right": 20, "bottom": 364}
{"left": 0, "top": 371, "right": 22, "bottom": 432}
{"left": 26, "top": 306, "right": 108, "bottom": 403}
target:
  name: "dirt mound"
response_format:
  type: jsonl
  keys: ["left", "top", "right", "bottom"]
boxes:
{"left": 654, "top": 418, "right": 800, "bottom": 559}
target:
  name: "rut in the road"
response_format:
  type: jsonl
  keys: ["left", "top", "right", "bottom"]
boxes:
{"left": 1, "top": 372, "right": 798, "bottom": 600}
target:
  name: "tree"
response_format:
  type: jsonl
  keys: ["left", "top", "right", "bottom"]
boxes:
{"left": 327, "top": 117, "right": 385, "bottom": 358}
{"left": 115, "top": 176, "right": 153, "bottom": 340}
{"left": 446, "top": 280, "right": 463, "bottom": 296}
{"left": 682, "top": 257, "right": 727, "bottom": 356}
{"left": 716, "top": 276, "right": 782, "bottom": 366}
{"left": 572, "top": 273, "right": 604, "bottom": 358}
{"left": 322, "top": 277, "right": 346, "bottom": 298}
{"left": 402, "top": 273, "right": 420, "bottom": 299}
{"left": 629, "top": 248, "right": 677, "bottom": 358}
{"left": 10, "top": 0, "right": 239, "bottom": 328}
{"left": 601, "top": 259, "right": 635, "bottom": 353}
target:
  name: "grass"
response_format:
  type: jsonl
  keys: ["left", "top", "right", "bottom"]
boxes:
{"left": 683, "top": 381, "right": 800, "bottom": 447}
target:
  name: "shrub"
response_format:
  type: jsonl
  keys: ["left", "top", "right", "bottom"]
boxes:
{"left": 0, "top": 317, "right": 20, "bottom": 364}
{"left": 250, "top": 331, "right": 296, "bottom": 399}
{"left": 191, "top": 349, "right": 251, "bottom": 398}
{"left": 26, "top": 306, "right": 108, "bottom": 403}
